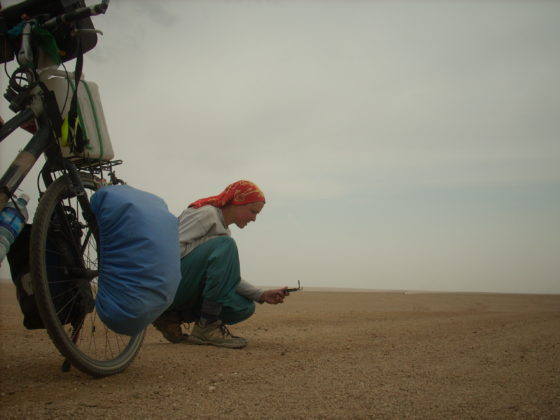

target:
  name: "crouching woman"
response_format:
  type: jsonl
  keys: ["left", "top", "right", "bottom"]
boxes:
{"left": 153, "top": 180, "right": 289, "bottom": 349}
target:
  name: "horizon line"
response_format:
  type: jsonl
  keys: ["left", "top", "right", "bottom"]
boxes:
{"left": 0, "top": 279, "right": 557, "bottom": 296}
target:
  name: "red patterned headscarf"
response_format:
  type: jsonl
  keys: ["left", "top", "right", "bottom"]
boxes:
{"left": 188, "top": 180, "right": 266, "bottom": 209}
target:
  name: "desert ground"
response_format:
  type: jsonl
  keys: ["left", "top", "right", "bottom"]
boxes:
{"left": 0, "top": 282, "right": 559, "bottom": 419}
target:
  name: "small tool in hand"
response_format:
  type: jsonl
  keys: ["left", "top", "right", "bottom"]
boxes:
{"left": 285, "top": 280, "right": 302, "bottom": 293}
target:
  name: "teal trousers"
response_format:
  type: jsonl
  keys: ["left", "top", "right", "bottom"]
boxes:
{"left": 169, "top": 236, "right": 255, "bottom": 325}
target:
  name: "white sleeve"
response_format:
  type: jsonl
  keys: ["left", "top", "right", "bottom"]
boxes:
{"left": 236, "top": 278, "right": 264, "bottom": 302}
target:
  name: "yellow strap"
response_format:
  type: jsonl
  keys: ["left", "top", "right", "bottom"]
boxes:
{"left": 61, "top": 116, "right": 69, "bottom": 146}
{"left": 60, "top": 115, "right": 80, "bottom": 147}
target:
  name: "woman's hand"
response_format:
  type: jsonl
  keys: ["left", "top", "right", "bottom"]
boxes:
{"left": 260, "top": 288, "right": 290, "bottom": 304}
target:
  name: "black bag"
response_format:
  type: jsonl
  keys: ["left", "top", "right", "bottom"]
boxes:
{"left": 6, "top": 223, "right": 91, "bottom": 329}
{"left": 6, "top": 224, "right": 43, "bottom": 329}
{"left": 1, "top": 0, "right": 98, "bottom": 64}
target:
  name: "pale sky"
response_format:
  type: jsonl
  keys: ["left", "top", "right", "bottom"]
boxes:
{"left": 1, "top": 0, "right": 559, "bottom": 294}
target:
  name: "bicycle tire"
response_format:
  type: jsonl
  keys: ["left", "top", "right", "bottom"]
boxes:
{"left": 30, "top": 173, "right": 145, "bottom": 377}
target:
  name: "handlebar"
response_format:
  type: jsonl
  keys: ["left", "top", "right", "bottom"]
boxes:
{"left": 2, "top": 0, "right": 111, "bottom": 68}
{"left": 42, "top": 1, "right": 109, "bottom": 29}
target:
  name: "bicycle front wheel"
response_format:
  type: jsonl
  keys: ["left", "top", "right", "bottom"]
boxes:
{"left": 30, "top": 173, "right": 145, "bottom": 377}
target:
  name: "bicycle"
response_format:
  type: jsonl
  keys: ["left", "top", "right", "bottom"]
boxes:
{"left": 0, "top": 0, "right": 145, "bottom": 377}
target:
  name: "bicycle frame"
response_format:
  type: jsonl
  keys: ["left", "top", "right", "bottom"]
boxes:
{"left": 0, "top": 7, "right": 106, "bottom": 220}
{"left": 1, "top": 99, "right": 97, "bottom": 282}
{"left": 0, "top": 3, "right": 107, "bottom": 286}
{"left": 0, "top": 84, "right": 97, "bottom": 230}
{"left": 0, "top": 112, "right": 52, "bottom": 209}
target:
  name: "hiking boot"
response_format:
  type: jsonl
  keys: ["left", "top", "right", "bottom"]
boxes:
{"left": 188, "top": 320, "right": 248, "bottom": 349}
{"left": 152, "top": 311, "right": 189, "bottom": 343}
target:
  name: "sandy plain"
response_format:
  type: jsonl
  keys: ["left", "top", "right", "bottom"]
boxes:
{"left": 0, "top": 282, "right": 559, "bottom": 419}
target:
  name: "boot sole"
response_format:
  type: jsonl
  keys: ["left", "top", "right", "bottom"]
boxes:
{"left": 187, "top": 335, "right": 247, "bottom": 349}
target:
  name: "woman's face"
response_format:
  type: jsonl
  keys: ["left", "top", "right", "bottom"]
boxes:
{"left": 231, "top": 201, "right": 265, "bottom": 228}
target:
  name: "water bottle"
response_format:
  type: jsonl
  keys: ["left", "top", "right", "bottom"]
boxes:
{"left": 0, "top": 193, "right": 30, "bottom": 263}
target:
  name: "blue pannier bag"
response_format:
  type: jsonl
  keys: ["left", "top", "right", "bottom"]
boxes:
{"left": 90, "top": 185, "right": 181, "bottom": 336}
